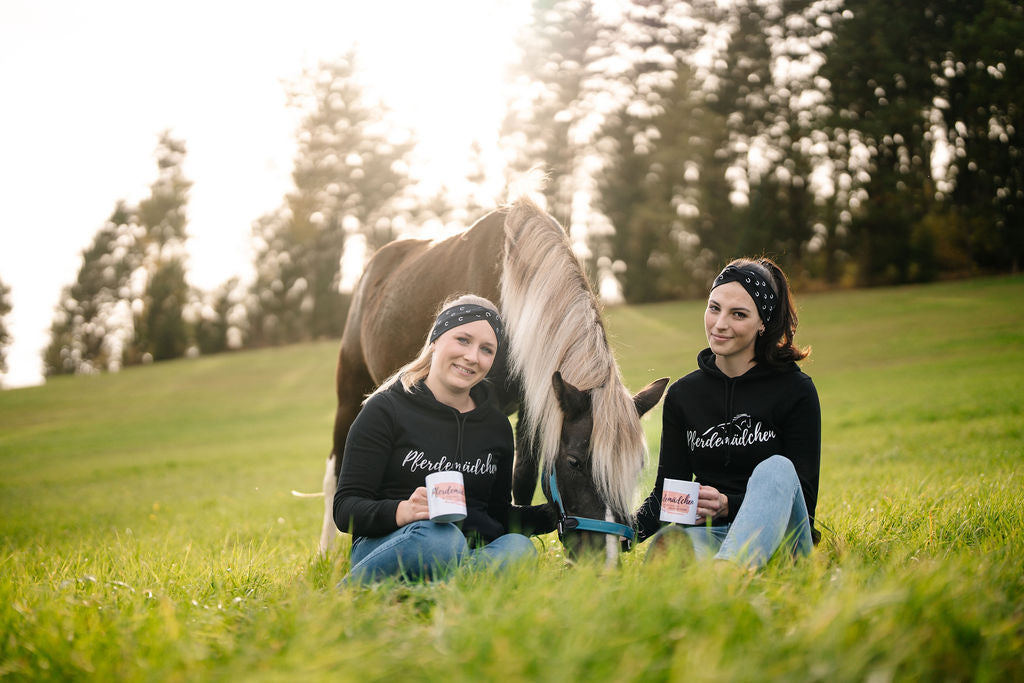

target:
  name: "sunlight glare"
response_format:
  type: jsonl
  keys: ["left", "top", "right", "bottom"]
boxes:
{"left": 352, "top": 1, "right": 529, "bottom": 198}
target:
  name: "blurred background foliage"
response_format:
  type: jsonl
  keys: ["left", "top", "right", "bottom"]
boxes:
{"left": 27, "top": 0, "right": 1023, "bottom": 377}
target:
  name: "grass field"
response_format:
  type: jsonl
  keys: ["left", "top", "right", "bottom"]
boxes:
{"left": 2, "top": 275, "right": 1022, "bottom": 681}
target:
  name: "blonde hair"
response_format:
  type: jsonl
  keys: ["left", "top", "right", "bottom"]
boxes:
{"left": 365, "top": 294, "right": 499, "bottom": 402}
{"left": 501, "top": 198, "right": 647, "bottom": 520}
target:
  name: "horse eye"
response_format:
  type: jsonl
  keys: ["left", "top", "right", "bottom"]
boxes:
{"left": 567, "top": 456, "right": 582, "bottom": 470}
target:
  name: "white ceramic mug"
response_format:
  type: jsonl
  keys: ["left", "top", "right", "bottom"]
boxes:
{"left": 425, "top": 471, "right": 467, "bottom": 523}
{"left": 660, "top": 478, "right": 701, "bottom": 524}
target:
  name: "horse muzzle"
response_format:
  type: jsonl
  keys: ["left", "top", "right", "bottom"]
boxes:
{"left": 549, "top": 471, "right": 635, "bottom": 558}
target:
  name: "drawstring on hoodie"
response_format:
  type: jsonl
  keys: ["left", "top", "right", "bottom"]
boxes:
{"left": 452, "top": 411, "right": 468, "bottom": 460}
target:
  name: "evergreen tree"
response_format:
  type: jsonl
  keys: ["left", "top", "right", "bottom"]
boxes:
{"left": 140, "top": 258, "right": 189, "bottom": 361}
{"left": 44, "top": 133, "right": 193, "bottom": 375}
{"left": 601, "top": 62, "right": 732, "bottom": 301}
{"left": 600, "top": 0, "right": 835, "bottom": 300}
{"left": 43, "top": 202, "right": 143, "bottom": 375}
{"left": 0, "top": 276, "right": 11, "bottom": 378}
{"left": 501, "top": 0, "right": 614, "bottom": 271}
{"left": 594, "top": 0, "right": 1019, "bottom": 292}
{"left": 592, "top": 0, "right": 702, "bottom": 298}
{"left": 823, "top": 1, "right": 936, "bottom": 283}
{"left": 816, "top": 0, "right": 1024, "bottom": 282}
{"left": 943, "top": 0, "right": 1024, "bottom": 272}
{"left": 686, "top": 0, "right": 836, "bottom": 278}
{"left": 134, "top": 132, "right": 192, "bottom": 360}
{"left": 190, "top": 277, "right": 247, "bottom": 355}
{"left": 249, "top": 51, "right": 414, "bottom": 345}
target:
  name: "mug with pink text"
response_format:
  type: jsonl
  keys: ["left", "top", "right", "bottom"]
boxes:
{"left": 426, "top": 471, "right": 467, "bottom": 523}
{"left": 660, "top": 478, "right": 701, "bottom": 525}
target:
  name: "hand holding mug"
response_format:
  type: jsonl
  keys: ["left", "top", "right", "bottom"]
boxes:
{"left": 396, "top": 486, "right": 430, "bottom": 526}
{"left": 694, "top": 485, "right": 728, "bottom": 525}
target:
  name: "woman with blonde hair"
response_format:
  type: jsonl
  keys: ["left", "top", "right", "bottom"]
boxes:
{"left": 335, "top": 294, "right": 551, "bottom": 584}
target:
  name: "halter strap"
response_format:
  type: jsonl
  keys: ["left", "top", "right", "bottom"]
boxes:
{"left": 548, "top": 470, "right": 636, "bottom": 549}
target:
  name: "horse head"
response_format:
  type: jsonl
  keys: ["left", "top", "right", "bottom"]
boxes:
{"left": 545, "top": 371, "right": 668, "bottom": 561}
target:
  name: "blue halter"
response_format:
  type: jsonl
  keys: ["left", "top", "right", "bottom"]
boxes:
{"left": 548, "top": 470, "right": 636, "bottom": 551}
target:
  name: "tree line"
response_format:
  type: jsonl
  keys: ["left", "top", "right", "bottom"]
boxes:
{"left": 25, "top": 0, "right": 1021, "bottom": 378}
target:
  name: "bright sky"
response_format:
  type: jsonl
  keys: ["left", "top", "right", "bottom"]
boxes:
{"left": 0, "top": 0, "right": 530, "bottom": 388}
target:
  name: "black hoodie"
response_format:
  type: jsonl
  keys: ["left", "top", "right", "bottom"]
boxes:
{"left": 637, "top": 347, "right": 820, "bottom": 542}
{"left": 334, "top": 380, "right": 548, "bottom": 544}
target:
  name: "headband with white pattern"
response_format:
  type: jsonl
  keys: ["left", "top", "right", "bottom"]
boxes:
{"left": 712, "top": 265, "right": 776, "bottom": 323}
{"left": 429, "top": 304, "right": 503, "bottom": 348}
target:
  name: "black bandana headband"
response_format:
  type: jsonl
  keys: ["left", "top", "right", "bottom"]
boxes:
{"left": 712, "top": 265, "right": 776, "bottom": 323}
{"left": 429, "top": 304, "right": 504, "bottom": 348}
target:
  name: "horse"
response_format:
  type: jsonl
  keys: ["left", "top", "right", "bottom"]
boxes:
{"left": 319, "top": 197, "right": 668, "bottom": 561}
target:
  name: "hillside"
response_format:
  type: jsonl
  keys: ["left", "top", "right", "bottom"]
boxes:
{"left": 1, "top": 275, "right": 1022, "bottom": 680}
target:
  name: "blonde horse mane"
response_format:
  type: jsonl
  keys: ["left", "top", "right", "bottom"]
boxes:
{"left": 499, "top": 197, "right": 646, "bottom": 520}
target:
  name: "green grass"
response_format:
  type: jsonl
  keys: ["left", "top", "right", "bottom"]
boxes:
{"left": 2, "top": 275, "right": 1023, "bottom": 681}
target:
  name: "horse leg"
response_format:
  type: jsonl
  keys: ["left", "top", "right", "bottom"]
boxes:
{"left": 320, "top": 350, "right": 376, "bottom": 555}
{"left": 319, "top": 453, "right": 339, "bottom": 554}
{"left": 512, "top": 408, "right": 540, "bottom": 505}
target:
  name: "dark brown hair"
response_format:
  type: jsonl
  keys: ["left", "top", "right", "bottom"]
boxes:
{"left": 722, "top": 257, "right": 810, "bottom": 367}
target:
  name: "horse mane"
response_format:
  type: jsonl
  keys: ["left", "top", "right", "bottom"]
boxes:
{"left": 499, "top": 197, "right": 646, "bottom": 520}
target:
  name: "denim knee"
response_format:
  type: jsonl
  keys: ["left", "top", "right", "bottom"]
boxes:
{"left": 471, "top": 532, "right": 536, "bottom": 572}
{"left": 750, "top": 454, "right": 798, "bottom": 489}
{"left": 497, "top": 533, "right": 537, "bottom": 559}
{"left": 407, "top": 521, "right": 468, "bottom": 559}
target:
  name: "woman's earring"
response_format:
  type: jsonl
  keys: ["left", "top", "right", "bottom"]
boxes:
{"left": 758, "top": 328, "right": 765, "bottom": 336}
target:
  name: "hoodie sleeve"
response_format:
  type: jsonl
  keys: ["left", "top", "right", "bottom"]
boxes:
{"left": 780, "top": 375, "right": 821, "bottom": 528}
{"left": 636, "top": 385, "right": 694, "bottom": 542}
{"left": 506, "top": 503, "right": 558, "bottom": 537}
{"left": 483, "top": 416, "right": 557, "bottom": 538}
{"left": 333, "top": 395, "right": 402, "bottom": 538}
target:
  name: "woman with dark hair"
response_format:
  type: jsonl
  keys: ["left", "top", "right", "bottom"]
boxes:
{"left": 636, "top": 257, "right": 820, "bottom": 569}
{"left": 334, "top": 294, "right": 551, "bottom": 585}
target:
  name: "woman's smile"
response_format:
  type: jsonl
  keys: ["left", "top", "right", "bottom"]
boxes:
{"left": 451, "top": 361, "right": 477, "bottom": 377}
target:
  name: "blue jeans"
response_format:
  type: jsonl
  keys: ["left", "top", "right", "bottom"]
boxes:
{"left": 343, "top": 521, "right": 536, "bottom": 585}
{"left": 649, "top": 455, "right": 813, "bottom": 569}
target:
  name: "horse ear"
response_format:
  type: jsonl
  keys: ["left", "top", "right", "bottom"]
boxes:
{"left": 633, "top": 377, "right": 669, "bottom": 417}
{"left": 552, "top": 371, "right": 591, "bottom": 421}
